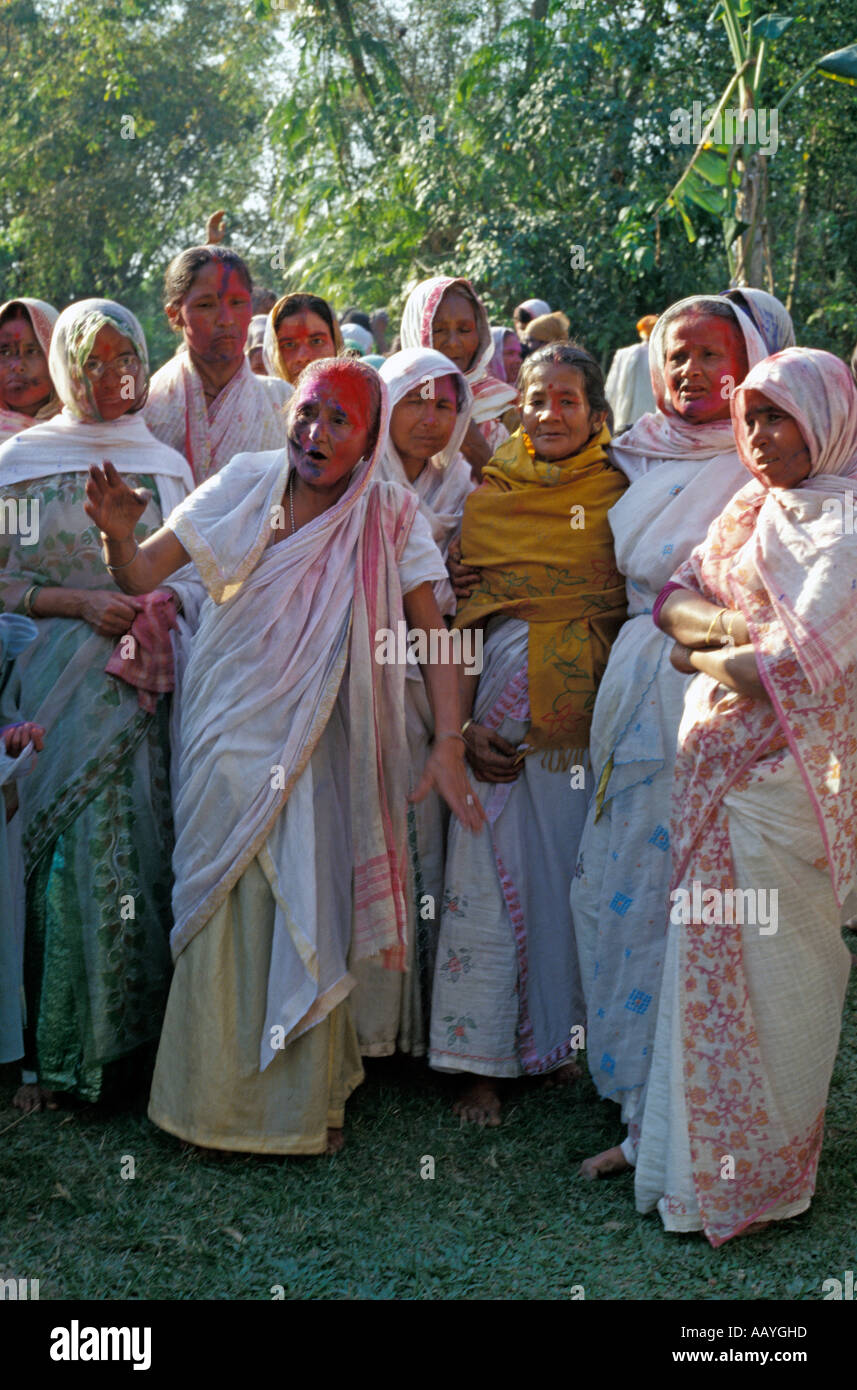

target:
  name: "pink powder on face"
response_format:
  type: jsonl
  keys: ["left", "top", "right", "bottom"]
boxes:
{"left": 294, "top": 361, "right": 376, "bottom": 430}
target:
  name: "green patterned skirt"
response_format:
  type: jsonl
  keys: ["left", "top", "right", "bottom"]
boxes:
{"left": 23, "top": 701, "right": 174, "bottom": 1102}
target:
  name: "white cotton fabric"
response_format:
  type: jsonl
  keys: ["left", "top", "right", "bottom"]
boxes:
{"left": 569, "top": 294, "right": 776, "bottom": 1146}
{"left": 729, "top": 348, "right": 857, "bottom": 696}
{"left": 605, "top": 340, "right": 655, "bottom": 433}
{"left": 146, "top": 351, "right": 292, "bottom": 485}
{"left": 635, "top": 749, "right": 851, "bottom": 1231}
{"left": 379, "top": 347, "right": 475, "bottom": 615}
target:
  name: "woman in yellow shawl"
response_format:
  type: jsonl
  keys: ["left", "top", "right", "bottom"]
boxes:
{"left": 428, "top": 343, "right": 627, "bottom": 1123}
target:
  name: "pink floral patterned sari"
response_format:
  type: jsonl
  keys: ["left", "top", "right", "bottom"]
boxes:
{"left": 636, "top": 349, "right": 857, "bottom": 1245}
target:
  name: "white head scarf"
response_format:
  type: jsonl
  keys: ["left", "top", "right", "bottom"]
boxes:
{"left": 49, "top": 298, "right": 150, "bottom": 421}
{"left": 246, "top": 315, "right": 268, "bottom": 356}
{"left": 719, "top": 287, "right": 795, "bottom": 356}
{"left": 613, "top": 294, "right": 769, "bottom": 477}
{"left": 399, "top": 276, "right": 517, "bottom": 424}
{"left": 516, "top": 297, "right": 551, "bottom": 319}
{"left": 379, "top": 347, "right": 473, "bottom": 474}
{"left": 378, "top": 346, "right": 475, "bottom": 609}
{"left": 0, "top": 298, "right": 192, "bottom": 497}
{"left": 0, "top": 297, "right": 61, "bottom": 442}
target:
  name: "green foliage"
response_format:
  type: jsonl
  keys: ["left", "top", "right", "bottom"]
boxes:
{"left": 2, "top": 0, "right": 857, "bottom": 367}
{"left": 0, "top": 0, "right": 276, "bottom": 365}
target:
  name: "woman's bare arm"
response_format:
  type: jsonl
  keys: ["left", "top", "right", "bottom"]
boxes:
{"left": 659, "top": 587, "right": 749, "bottom": 648}
{"left": 84, "top": 461, "right": 191, "bottom": 594}
{"left": 672, "top": 640, "right": 769, "bottom": 701}
{"left": 402, "top": 582, "right": 485, "bottom": 830}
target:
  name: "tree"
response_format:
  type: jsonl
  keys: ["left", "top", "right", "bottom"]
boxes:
{"left": 0, "top": 0, "right": 277, "bottom": 365}
{"left": 661, "top": 1, "right": 857, "bottom": 289}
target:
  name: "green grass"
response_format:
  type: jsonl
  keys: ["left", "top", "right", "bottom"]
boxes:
{"left": 2, "top": 968, "right": 856, "bottom": 1301}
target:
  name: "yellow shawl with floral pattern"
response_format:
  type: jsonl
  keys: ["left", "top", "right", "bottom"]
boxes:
{"left": 455, "top": 425, "right": 627, "bottom": 750}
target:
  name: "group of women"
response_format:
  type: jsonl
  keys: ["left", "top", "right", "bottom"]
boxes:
{"left": 0, "top": 244, "right": 855, "bottom": 1248}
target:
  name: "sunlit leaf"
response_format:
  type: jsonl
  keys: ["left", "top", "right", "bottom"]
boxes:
{"left": 816, "top": 45, "right": 857, "bottom": 85}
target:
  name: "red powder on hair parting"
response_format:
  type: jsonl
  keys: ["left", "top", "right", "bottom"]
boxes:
{"left": 295, "top": 359, "right": 375, "bottom": 429}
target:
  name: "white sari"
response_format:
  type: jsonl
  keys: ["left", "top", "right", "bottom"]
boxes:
{"left": 570, "top": 295, "right": 773, "bottom": 1157}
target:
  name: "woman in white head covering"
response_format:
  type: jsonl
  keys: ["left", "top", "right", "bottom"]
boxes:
{"left": 637, "top": 348, "right": 857, "bottom": 1244}
{"left": 85, "top": 355, "right": 484, "bottom": 1153}
{"left": 0, "top": 298, "right": 194, "bottom": 1113}
{"left": 400, "top": 276, "right": 517, "bottom": 477}
{"left": 349, "top": 347, "right": 474, "bottom": 1058}
{"left": 0, "top": 298, "right": 60, "bottom": 445}
{"left": 570, "top": 291, "right": 792, "bottom": 1181}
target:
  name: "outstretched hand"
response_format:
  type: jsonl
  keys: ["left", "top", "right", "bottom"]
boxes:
{"left": 84, "top": 460, "right": 151, "bottom": 541}
{"left": 410, "top": 739, "right": 485, "bottom": 833}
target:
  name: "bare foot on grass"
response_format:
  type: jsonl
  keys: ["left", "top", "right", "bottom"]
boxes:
{"left": 453, "top": 1078, "right": 501, "bottom": 1126}
{"left": 12, "top": 1083, "right": 59, "bottom": 1114}
{"left": 580, "top": 1145, "right": 631, "bottom": 1180}
{"left": 326, "top": 1127, "right": 345, "bottom": 1154}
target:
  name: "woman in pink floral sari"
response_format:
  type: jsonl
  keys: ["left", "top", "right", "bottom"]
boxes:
{"left": 637, "top": 348, "right": 857, "bottom": 1246}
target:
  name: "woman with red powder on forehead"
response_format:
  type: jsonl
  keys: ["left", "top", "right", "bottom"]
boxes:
{"left": 400, "top": 276, "right": 518, "bottom": 479}
{"left": 0, "top": 298, "right": 60, "bottom": 445}
{"left": 85, "top": 356, "right": 485, "bottom": 1155}
{"left": 146, "top": 247, "right": 292, "bottom": 486}
{"left": 262, "top": 291, "right": 344, "bottom": 386}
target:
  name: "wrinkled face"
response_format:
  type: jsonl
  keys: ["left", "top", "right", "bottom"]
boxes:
{"left": 521, "top": 363, "right": 604, "bottom": 461}
{"left": 289, "top": 375, "right": 372, "bottom": 490}
{"left": 82, "top": 323, "right": 144, "bottom": 421}
{"left": 739, "top": 388, "right": 812, "bottom": 489}
{"left": 169, "top": 261, "right": 253, "bottom": 366}
{"left": 502, "top": 333, "right": 522, "bottom": 385}
{"left": 390, "top": 373, "right": 458, "bottom": 464}
{"left": 276, "top": 310, "right": 336, "bottom": 384}
{"left": 0, "top": 312, "right": 52, "bottom": 416}
{"left": 663, "top": 311, "right": 749, "bottom": 423}
{"left": 431, "top": 288, "right": 481, "bottom": 374}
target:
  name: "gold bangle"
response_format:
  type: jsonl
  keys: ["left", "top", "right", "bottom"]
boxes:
{"left": 23, "top": 585, "right": 41, "bottom": 618}
{"left": 460, "top": 718, "right": 474, "bottom": 737}
{"left": 723, "top": 610, "right": 737, "bottom": 646}
{"left": 704, "top": 607, "right": 727, "bottom": 646}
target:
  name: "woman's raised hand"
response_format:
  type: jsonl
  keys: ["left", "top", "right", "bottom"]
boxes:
{"left": 84, "top": 460, "right": 151, "bottom": 541}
